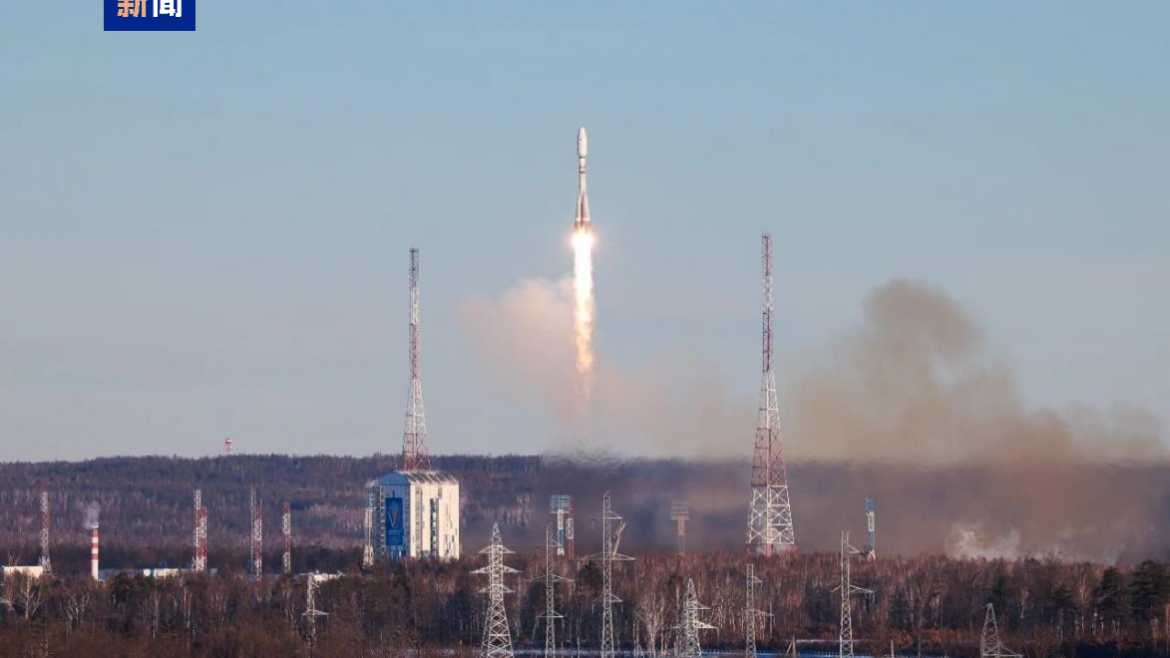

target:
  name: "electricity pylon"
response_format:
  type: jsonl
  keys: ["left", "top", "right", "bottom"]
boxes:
{"left": 676, "top": 579, "right": 714, "bottom": 658}
{"left": 980, "top": 603, "right": 1021, "bottom": 658}
{"left": 586, "top": 491, "right": 634, "bottom": 658}
{"left": 474, "top": 523, "right": 518, "bottom": 658}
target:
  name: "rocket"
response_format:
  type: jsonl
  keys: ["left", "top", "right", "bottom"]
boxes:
{"left": 574, "top": 126, "right": 591, "bottom": 231}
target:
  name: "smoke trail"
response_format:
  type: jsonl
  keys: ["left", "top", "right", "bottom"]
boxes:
{"left": 572, "top": 227, "right": 595, "bottom": 401}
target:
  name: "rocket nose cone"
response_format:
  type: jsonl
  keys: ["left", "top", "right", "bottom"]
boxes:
{"left": 577, "top": 127, "right": 588, "bottom": 159}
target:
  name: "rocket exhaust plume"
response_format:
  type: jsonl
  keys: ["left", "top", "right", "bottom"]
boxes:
{"left": 572, "top": 229, "right": 594, "bottom": 381}
{"left": 572, "top": 127, "right": 595, "bottom": 401}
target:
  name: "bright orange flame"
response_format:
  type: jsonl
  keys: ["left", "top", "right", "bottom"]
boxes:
{"left": 571, "top": 227, "right": 595, "bottom": 397}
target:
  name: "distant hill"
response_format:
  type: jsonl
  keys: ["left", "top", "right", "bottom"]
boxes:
{"left": 0, "top": 454, "right": 1166, "bottom": 572}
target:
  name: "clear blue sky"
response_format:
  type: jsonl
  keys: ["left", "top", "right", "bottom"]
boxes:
{"left": 1, "top": 1, "right": 1167, "bottom": 461}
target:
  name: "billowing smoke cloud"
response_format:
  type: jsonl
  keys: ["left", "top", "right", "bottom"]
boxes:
{"left": 458, "top": 277, "right": 1168, "bottom": 561}
{"left": 80, "top": 501, "right": 100, "bottom": 529}
{"left": 788, "top": 279, "right": 1165, "bottom": 464}
{"left": 457, "top": 277, "right": 753, "bottom": 456}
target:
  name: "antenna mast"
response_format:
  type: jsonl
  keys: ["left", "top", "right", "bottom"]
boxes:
{"left": 865, "top": 497, "right": 876, "bottom": 561}
{"left": 193, "top": 489, "right": 208, "bottom": 572}
{"left": 747, "top": 232, "right": 796, "bottom": 554}
{"left": 250, "top": 488, "right": 263, "bottom": 578}
{"left": 402, "top": 247, "right": 432, "bottom": 472}
{"left": 39, "top": 490, "right": 51, "bottom": 574}
{"left": 282, "top": 501, "right": 292, "bottom": 576}
{"left": 362, "top": 491, "right": 375, "bottom": 569}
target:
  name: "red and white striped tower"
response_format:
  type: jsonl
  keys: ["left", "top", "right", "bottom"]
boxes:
{"left": 193, "top": 489, "right": 208, "bottom": 572}
{"left": 224, "top": 436, "right": 233, "bottom": 456}
{"left": 746, "top": 232, "right": 796, "bottom": 554}
{"left": 401, "top": 247, "right": 431, "bottom": 472}
{"left": 250, "top": 488, "right": 263, "bottom": 577}
{"left": 281, "top": 501, "right": 292, "bottom": 576}
{"left": 90, "top": 524, "right": 100, "bottom": 581}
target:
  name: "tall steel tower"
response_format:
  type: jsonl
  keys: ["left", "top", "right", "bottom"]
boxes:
{"left": 39, "top": 490, "right": 51, "bottom": 574}
{"left": 250, "top": 488, "right": 263, "bottom": 578}
{"left": 670, "top": 502, "right": 690, "bottom": 555}
{"left": 835, "top": 531, "right": 872, "bottom": 658}
{"left": 745, "top": 564, "right": 766, "bottom": 658}
{"left": 474, "top": 523, "right": 517, "bottom": 658}
{"left": 193, "top": 489, "right": 208, "bottom": 572}
{"left": 980, "top": 603, "right": 1021, "bottom": 658}
{"left": 550, "top": 495, "right": 573, "bottom": 558}
{"left": 362, "top": 491, "right": 375, "bottom": 569}
{"left": 540, "top": 523, "right": 569, "bottom": 658}
{"left": 282, "top": 501, "right": 292, "bottom": 576}
{"left": 676, "top": 579, "right": 714, "bottom": 658}
{"left": 303, "top": 574, "right": 332, "bottom": 646}
{"left": 590, "top": 491, "right": 633, "bottom": 658}
{"left": 864, "top": 498, "right": 876, "bottom": 561}
{"left": 402, "top": 247, "right": 432, "bottom": 472}
{"left": 747, "top": 232, "right": 797, "bottom": 554}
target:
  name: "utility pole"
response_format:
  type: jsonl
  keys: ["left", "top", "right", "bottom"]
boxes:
{"left": 747, "top": 232, "right": 796, "bottom": 554}
{"left": 303, "top": 574, "right": 331, "bottom": 648}
{"left": 836, "top": 531, "right": 872, "bottom": 658}
{"left": 540, "top": 523, "right": 569, "bottom": 658}
{"left": 745, "top": 564, "right": 767, "bottom": 658}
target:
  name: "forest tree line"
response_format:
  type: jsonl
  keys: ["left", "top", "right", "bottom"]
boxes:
{"left": 3, "top": 454, "right": 1168, "bottom": 562}
{"left": 1, "top": 550, "right": 1169, "bottom": 658}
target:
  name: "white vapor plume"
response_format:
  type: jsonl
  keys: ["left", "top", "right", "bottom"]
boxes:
{"left": 457, "top": 276, "right": 752, "bottom": 457}
{"left": 80, "top": 501, "right": 101, "bottom": 529}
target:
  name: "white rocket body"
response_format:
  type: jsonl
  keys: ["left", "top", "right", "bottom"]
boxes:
{"left": 574, "top": 127, "right": 590, "bottom": 230}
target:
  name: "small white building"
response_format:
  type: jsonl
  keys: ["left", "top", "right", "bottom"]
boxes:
{"left": 371, "top": 471, "right": 460, "bottom": 560}
{"left": 0, "top": 565, "right": 45, "bottom": 579}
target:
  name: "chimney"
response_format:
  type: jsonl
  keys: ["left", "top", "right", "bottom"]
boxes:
{"left": 90, "top": 525, "right": 100, "bottom": 581}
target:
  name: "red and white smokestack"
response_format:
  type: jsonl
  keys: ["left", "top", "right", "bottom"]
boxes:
{"left": 90, "top": 525, "right": 100, "bottom": 581}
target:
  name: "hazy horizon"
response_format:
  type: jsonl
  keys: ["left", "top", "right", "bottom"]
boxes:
{"left": 3, "top": 1, "right": 1168, "bottom": 462}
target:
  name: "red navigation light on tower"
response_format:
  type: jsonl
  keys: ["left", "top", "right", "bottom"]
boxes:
{"left": 746, "top": 232, "right": 797, "bottom": 554}
{"left": 368, "top": 248, "right": 461, "bottom": 561}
